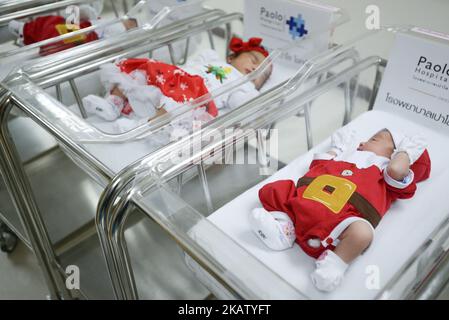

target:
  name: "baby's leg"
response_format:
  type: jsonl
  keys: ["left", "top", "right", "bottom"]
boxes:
{"left": 334, "top": 220, "right": 374, "bottom": 263}
{"left": 311, "top": 220, "right": 374, "bottom": 292}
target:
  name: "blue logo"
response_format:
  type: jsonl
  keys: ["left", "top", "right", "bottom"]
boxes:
{"left": 286, "top": 14, "right": 308, "bottom": 39}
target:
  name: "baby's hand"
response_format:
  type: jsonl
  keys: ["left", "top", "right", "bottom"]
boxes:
{"left": 148, "top": 106, "right": 167, "bottom": 122}
{"left": 330, "top": 128, "right": 356, "bottom": 155}
{"left": 393, "top": 134, "right": 427, "bottom": 164}
{"left": 123, "top": 18, "right": 138, "bottom": 31}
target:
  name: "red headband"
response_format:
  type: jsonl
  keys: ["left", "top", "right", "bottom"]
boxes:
{"left": 229, "top": 37, "right": 269, "bottom": 57}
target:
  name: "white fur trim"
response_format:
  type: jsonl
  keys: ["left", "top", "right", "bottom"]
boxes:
{"left": 313, "top": 152, "right": 335, "bottom": 161}
{"left": 383, "top": 168, "right": 414, "bottom": 189}
{"left": 321, "top": 216, "right": 374, "bottom": 248}
{"left": 335, "top": 150, "right": 390, "bottom": 170}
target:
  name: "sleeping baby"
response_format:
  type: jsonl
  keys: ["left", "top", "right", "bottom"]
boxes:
{"left": 7, "top": 4, "right": 138, "bottom": 55}
{"left": 250, "top": 127, "right": 431, "bottom": 292}
{"left": 81, "top": 37, "right": 272, "bottom": 123}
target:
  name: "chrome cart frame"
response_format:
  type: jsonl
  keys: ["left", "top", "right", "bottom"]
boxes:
{"left": 0, "top": 2, "right": 351, "bottom": 299}
{"left": 0, "top": 6, "right": 241, "bottom": 299}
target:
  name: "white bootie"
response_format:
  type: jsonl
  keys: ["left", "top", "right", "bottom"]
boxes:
{"left": 8, "top": 20, "right": 24, "bottom": 37}
{"left": 83, "top": 94, "right": 123, "bottom": 121}
{"left": 249, "top": 208, "right": 296, "bottom": 251}
{"left": 310, "top": 250, "right": 348, "bottom": 292}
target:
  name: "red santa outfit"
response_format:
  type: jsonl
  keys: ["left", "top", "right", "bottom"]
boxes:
{"left": 118, "top": 58, "right": 218, "bottom": 117}
{"left": 257, "top": 148, "right": 431, "bottom": 259}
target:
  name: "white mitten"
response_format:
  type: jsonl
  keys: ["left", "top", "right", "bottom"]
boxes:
{"left": 330, "top": 128, "right": 356, "bottom": 156}
{"left": 8, "top": 20, "right": 24, "bottom": 37}
{"left": 392, "top": 134, "right": 427, "bottom": 164}
{"left": 249, "top": 208, "right": 296, "bottom": 251}
{"left": 310, "top": 250, "right": 348, "bottom": 292}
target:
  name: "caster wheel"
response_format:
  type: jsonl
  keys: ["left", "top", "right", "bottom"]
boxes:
{"left": 0, "top": 224, "right": 18, "bottom": 254}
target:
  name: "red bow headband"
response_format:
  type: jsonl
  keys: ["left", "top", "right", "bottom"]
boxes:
{"left": 229, "top": 37, "right": 269, "bottom": 57}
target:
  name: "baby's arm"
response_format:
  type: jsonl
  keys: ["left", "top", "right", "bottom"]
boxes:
{"left": 385, "top": 135, "right": 426, "bottom": 187}
{"left": 312, "top": 127, "right": 355, "bottom": 162}
{"left": 386, "top": 151, "right": 410, "bottom": 181}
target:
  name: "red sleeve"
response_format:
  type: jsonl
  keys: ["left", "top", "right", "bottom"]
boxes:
{"left": 309, "top": 159, "right": 329, "bottom": 169}
{"left": 386, "top": 178, "right": 417, "bottom": 200}
{"left": 411, "top": 149, "right": 431, "bottom": 183}
{"left": 258, "top": 179, "right": 297, "bottom": 215}
{"left": 386, "top": 149, "right": 431, "bottom": 201}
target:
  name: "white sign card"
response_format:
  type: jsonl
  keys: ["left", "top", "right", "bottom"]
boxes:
{"left": 374, "top": 32, "right": 449, "bottom": 135}
{"left": 244, "top": 0, "right": 334, "bottom": 68}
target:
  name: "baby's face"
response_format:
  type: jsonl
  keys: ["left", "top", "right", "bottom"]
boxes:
{"left": 228, "top": 51, "right": 270, "bottom": 89}
{"left": 357, "top": 130, "right": 394, "bottom": 158}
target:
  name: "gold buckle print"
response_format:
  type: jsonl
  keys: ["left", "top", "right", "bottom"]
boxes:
{"left": 302, "top": 174, "right": 357, "bottom": 213}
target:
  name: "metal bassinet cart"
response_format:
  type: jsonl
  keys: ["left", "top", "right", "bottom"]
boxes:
{"left": 93, "top": 26, "right": 449, "bottom": 300}
{"left": 0, "top": 1, "right": 349, "bottom": 299}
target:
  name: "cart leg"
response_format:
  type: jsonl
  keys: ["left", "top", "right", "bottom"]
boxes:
{"left": 110, "top": 0, "right": 120, "bottom": 17}
{"left": 0, "top": 88, "right": 72, "bottom": 299}
{"left": 304, "top": 103, "right": 313, "bottom": 150}
{"left": 197, "top": 163, "right": 213, "bottom": 213}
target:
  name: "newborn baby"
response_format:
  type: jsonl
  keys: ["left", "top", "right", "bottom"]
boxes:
{"left": 8, "top": 4, "right": 137, "bottom": 55}
{"left": 82, "top": 37, "right": 272, "bottom": 123}
{"left": 250, "top": 127, "right": 431, "bottom": 292}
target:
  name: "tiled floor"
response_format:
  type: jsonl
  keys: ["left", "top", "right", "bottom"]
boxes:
{"left": 1, "top": 0, "right": 449, "bottom": 300}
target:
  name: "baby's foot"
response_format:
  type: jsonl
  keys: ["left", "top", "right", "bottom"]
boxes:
{"left": 249, "top": 208, "right": 296, "bottom": 251}
{"left": 83, "top": 94, "right": 123, "bottom": 121}
{"left": 310, "top": 250, "right": 348, "bottom": 292}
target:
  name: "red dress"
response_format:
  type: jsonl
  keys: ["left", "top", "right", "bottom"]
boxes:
{"left": 258, "top": 150, "right": 431, "bottom": 258}
{"left": 118, "top": 58, "right": 218, "bottom": 117}
{"left": 22, "top": 15, "right": 98, "bottom": 55}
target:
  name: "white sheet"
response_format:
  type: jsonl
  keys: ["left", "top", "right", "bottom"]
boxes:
{"left": 187, "top": 109, "right": 449, "bottom": 299}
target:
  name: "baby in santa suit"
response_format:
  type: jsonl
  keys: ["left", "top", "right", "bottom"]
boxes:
{"left": 81, "top": 37, "right": 272, "bottom": 126}
{"left": 250, "top": 127, "right": 431, "bottom": 292}
{"left": 7, "top": 4, "right": 138, "bottom": 55}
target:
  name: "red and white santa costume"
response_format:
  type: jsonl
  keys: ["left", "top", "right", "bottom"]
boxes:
{"left": 82, "top": 37, "right": 269, "bottom": 129}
